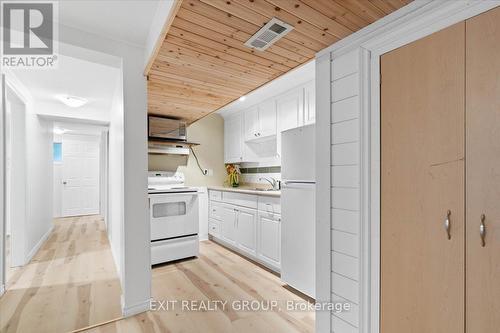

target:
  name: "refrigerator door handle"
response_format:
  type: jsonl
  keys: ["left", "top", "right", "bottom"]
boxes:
{"left": 282, "top": 181, "right": 316, "bottom": 189}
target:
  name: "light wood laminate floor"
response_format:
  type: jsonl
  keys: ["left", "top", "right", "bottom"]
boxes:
{"left": 0, "top": 216, "right": 122, "bottom": 333}
{"left": 84, "top": 241, "right": 315, "bottom": 333}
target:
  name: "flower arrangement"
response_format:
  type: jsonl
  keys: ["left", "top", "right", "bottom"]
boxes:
{"left": 225, "top": 164, "right": 241, "bottom": 187}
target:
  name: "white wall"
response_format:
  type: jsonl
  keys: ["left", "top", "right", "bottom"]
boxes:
{"left": 108, "top": 74, "right": 124, "bottom": 278}
{"left": 144, "top": 0, "right": 176, "bottom": 70}
{"left": 3, "top": 74, "right": 55, "bottom": 267}
{"left": 329, "top": 50, "right": 362, "bottom": 332}
{"left": 5, "top": 87, "right": 27, "bottom": 267}
{"left": 36, "top": 100, "right": 110, "bottom": 124}
{"left": 25, "top": 112, "right": 53, "bottom": 261}
{"left": 0, "top": 75, "right": 5, "bottom": 295}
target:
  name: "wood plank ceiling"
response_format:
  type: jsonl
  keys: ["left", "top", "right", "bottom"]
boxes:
{"left": 147, "top": 0, "right": 411, "bottom": 123}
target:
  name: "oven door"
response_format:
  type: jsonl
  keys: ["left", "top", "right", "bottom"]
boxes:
{"left": 149, "top": 193, "right": 199, "bottom": 241}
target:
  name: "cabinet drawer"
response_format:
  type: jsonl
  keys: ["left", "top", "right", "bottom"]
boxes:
{"left": 209, "top": 190, "right": 222, "bottom": 201}
{"left": 210, "top": 203, "right": 222, "bottom": 220}
{"left": 258, "top": 196, "right": 281, "bottom": 214}
{"left": 222, "top": 192, "right": 258, "bottom": 209}
{"left": 209, "top": 220, "right": 220, "bottom": 236}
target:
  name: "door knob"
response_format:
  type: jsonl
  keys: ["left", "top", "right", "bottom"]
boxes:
{"left": 444, "top": 210, "right": 451, "bottom": 240}
{"left": 480, "top": 214, "right": 486, "bottom": 247}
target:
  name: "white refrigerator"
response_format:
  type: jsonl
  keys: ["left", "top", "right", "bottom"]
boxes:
{"left": 280, "top": 124, "right": 315, "bottom": 298}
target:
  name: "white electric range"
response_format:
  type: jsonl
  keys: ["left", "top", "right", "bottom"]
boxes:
{"left": 148, "top": 171, "right": 199, "bottom": 265}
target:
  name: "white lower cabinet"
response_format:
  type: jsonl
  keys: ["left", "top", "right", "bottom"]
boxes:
{"left": 257, "top": 212, "right": 281, "bottom": 272}
{"left": 208, "top": 190, "right": 281, "bottom": 272}
{"left": 235, "top": 207, "right": 257, "bottom": 257}
{"left": 219, "top": 204, "right": 237, "bottom": 246}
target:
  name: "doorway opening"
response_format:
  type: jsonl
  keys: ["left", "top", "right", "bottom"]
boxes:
{"left": 1, "top": 52, "right": 124, "bottom": 332}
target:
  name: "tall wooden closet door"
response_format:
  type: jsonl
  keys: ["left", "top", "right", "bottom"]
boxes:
{"left": 466, "top": 6, "right": 500, "bottom": 332}
{"left": 380, "top": 22, "right": 465, "bottom": 333}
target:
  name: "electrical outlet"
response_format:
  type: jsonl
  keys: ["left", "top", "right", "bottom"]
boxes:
{"left": 203, "top": 168, "right": 213, "bottom": 176}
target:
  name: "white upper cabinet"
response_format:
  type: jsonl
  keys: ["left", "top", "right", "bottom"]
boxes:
{"left": 223, "top": 81, "right": 315, "bottom": 164}
{"left": 224, "top": 113, "right": 243, "bottom": 163}
{"left": 244, "top": 100, "right": 277, "bottom": 142}
{"left": 303, "top": 80, "right": 316, "bottom": 125}
{"left": 258, "top": 99, "right": 277, "bottom": 138}
{"left": 277, "top": 87, "right": 304, "bottom": 133}
{"left": 244, "top": 106, "right": 259, "bottom": 142}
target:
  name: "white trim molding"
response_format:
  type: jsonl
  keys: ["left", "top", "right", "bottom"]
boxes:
{"left": 25, "top": 224, "right": 54, "bottom": 265}
{"left": 121, "top": 296, "right": 151, "bottom": 317}
{"left": 316, "top": 1, "right": 500, "bottom": 332}
{"left": 315, "top": 52, "right": 332, "bottom": 333}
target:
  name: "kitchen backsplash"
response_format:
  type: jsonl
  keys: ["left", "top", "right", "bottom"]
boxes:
{"left": 238, "top": 166, "right": 281, "bottom": 185}
{"left": 240, "top": 166, "right": 281, "bottom": 174}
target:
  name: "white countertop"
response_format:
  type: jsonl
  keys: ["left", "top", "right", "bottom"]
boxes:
{"left": 208, "top": 186, "right": 281, "bottom": 197}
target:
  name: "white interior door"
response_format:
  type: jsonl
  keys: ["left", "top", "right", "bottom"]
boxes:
{"left": 62, "top": 134, "right": 100, "bottom": 217}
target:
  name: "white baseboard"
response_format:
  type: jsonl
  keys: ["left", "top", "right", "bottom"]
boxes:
{"left": 121, "top": 297, "right": 151, "bottom": 317}
{"left": 25, "top": 224, "right": 54, "bottom": 265}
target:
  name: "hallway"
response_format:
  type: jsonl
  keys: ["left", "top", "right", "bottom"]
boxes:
{"left": 0, "top": 216, "right": 122, "bottom": 333}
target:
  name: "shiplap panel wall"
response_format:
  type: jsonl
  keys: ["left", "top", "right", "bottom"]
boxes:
{"left": 330, "top": 49, "right": 361, "bottom": 333}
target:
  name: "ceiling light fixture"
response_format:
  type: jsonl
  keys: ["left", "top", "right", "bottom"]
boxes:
{"left": 239, "top": 96, "right": 246, "bottom": 102}
{"left": 56, "top": 95, "right": 88, "bottom": 108}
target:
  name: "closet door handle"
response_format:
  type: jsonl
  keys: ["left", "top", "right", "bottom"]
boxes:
{"left": 444, "top": 210, "right": 451, "bottom": 240}
{"left": 480, "top": 214, "right": 486, "bottom": 247}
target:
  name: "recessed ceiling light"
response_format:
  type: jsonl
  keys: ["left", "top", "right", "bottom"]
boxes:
{"left": 239, "top": 96, "right": 246, "bottom": 102}
{"left": 56, "top": 95, "right": 88, "bottom": 108}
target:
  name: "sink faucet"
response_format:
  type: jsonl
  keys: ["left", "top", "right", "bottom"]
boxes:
{"left": 259, "top": 177, "right": 280, "bottom": 190}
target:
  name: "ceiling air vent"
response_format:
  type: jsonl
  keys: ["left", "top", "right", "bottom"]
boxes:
{"left": 244, "top": 17, "right": 293, "bottom": 51}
